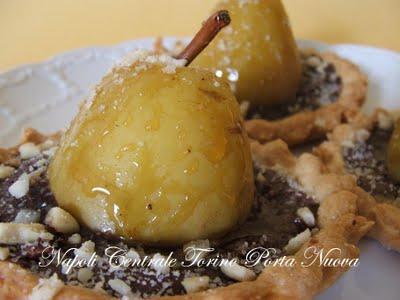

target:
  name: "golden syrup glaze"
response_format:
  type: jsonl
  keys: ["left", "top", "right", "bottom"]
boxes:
{"left": 193, "top": 0, "right": 301, "bottom": 107}
{"left": 48, "top": 62, "right": 254, "bottom": 246}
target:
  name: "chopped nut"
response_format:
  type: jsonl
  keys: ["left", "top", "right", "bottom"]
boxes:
{"left": 296, "top": 207, "right": 315, "bottom": 227}
{"left": 182, "top": 276, "right": 210, "bottom": 293}
{"left": 220, "top": 260, "right": 256, "bottom": 282}
{"left": 377, "top": 111, "right": 393, "bottom": 130}
{"left": 67, "top": 233, "right": 82, "bottom": 244}
{"left": 39, "top": 139, "right": 55, "bottom": 150}
{"left": 151, "top": 253, "right": 170, "bottom": 275}
{"left": 19, "top": 142, "right": 40, "bottom": 159}
{"left": 256, "top": 172, "right": 266, "bottom": 183}
{"left": 77, "top": 267, "right": 93, "bottom": 283}
{"left": 314, "top": 117, "right": 326, "bottom": 128}
{"left": 284, "top": 228, "right": 311, "bottom": 254}
{"left": 42, "top": 146, "right": 58, "bottom": 157}
{"left": 8, "top": 173, "right": 30, "bottom": 198}
{"left": 0, "top": 165, "right": 14, "bottom": 179}
{"left": 108, "top": 278, "right": 131, "bottom": 296}
{"left": 183, "top": 239, "right": 211, "bottom": 263}
{"left": 28, "top": 166, "right": 46, "bottom": 184}
{"left": 28, "top": 274, "right": 63, "bottom": 300}
{"left": 44, "top": 207, "right": 79, "bottom": 234}
{"left": 14, "top": 209, "right": 40, "bottom": 224}
{"left": 341, "top": 139, "right": 355, "bottom": 149}
{"left": 0, "top": 223, "right": 53, "bottom": 244}
{"left": 33, "top": 158, "right": 47, "bottom": 168}
{"left": 354, "top": 129, "right": 370, "bottom": 143}
{"left": 74, "top": 241, "right": 95, "bottom": 261}
{"left": 0, "top": 247, "right": 9, "bottom": 260}
{"left": 126, "top": 248, "right": 140, "bottom": 261}
{"left": 307, "top": 55, "right": 321, "bottom": 67}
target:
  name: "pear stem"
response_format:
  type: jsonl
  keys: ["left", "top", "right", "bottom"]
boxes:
{"left": 176, "top": 10, "right": 231, "bottom": 66}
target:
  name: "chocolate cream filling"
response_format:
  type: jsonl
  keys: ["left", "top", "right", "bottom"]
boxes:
{"left": 344, "top": 126, "right": 400, "bottom": 207}
{"left": 0, "top": 151, "right": 318, "bottom": 298}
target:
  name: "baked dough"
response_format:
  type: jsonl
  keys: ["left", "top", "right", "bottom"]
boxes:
{"left": 245, "top": 51, "right": 367, "bottom": 146}
{"left": 315, "top": 109, "right": 400, "bottom": 251}
{"left": 0, "top": 130, "right": 373, "bottom": 299}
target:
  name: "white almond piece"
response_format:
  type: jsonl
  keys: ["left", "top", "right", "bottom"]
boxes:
{"left": 44, "top": 207, "right": 79, "bottom": 234}
{"left": 33, "top": 158, "right": 47, "bottom": 168}
{"left": 108, "top": 278, "right": 131, "bottom": 296}
{"left": 181, "top": 276, "right": 209, "bottom": 293}
{"left": 28, "top": 274, "right": 63, "bottom": 300}
{"left": 151, "top": 253, "right": 170, "bottom": 275}
{"left": 42, "top": 146, "right": 58, "bottom": 157}
{"left": 67, "top": 233, "right": 82, "bottom": 244}
{"left": 0, "top": 165, "right": 14, "bottom": 179}
{"left": 0, "top": 247, "right": 9, "bottom": 260}
{"left": 378, "top": 111, "right": 393, "bottom": 130}
{"left": 256, "top": 172, "right": 266, "bottom": 183}
{"left": 14, "top": 209, "right": 41, "bottom": 224}
{"left": 0, "top": 223, "right": 53, "bottom": 244}
{"left": 354, "top": 129, "right": 370, "bottom": 142}
{"left": 284, "top": 228, "right": 311, "bottom": 254}
{"left": 296, "top": 207, "right": 315, "bottom": 227}
{"left": 19, "top": 143, "right": 40, "bottom": 159}
{"left": 74, "top": 240, "right": 95, "bottom": 261}
{"left": 8, "top": 173, "right": 30, "bottom": 198}
{"left": 220, "top": 260, "right": 256, "bottom": 282}
{"left": 40, "top": 139, "right": 55, "bottom": 150}
{"left": 183, "top": 239, "right": 210, "bottom": 263}
{"left": 126, "top": 248, "right": 140, "bottom": 261}
{"left": 341, "top": 139, "right": 355, "bottom": 148}
{"left": 77, "top": 267, "right": 93, "bottom": 283}
{"left": 314, "top": 117, "right": 326, "bottom": 128}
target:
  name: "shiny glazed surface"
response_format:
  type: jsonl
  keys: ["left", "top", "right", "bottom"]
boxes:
{"left": 193, "top": 0, "right": 301, "bottom": 106}
{"left": 48, "top": 60, "right": 254, "bottom": 245}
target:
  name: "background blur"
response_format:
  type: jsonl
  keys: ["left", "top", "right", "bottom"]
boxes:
{"left": 1, "top": 0, "right": 399, "bottom": 70}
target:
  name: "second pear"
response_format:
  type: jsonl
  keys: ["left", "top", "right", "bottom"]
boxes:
{"left": 193, "top": 0, "right": 301, "bottom": 107}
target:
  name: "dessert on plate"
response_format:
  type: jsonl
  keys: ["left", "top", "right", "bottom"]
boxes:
{"left": 191, "top": 0, "right": 368, "bottom": 146}
{"left": 0, "top": 130, "right": 372, "bottom": 299}
{"left": 0, "top": 0, "right": 400, "bottom": 300}
{"left": 0, "top": 5, "right": 374, "bottom": 300}
{"left": 315, "top": 110, "right": 400, "bottom": 251}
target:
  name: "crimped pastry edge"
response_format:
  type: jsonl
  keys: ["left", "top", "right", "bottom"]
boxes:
{"left": 0, "top": 130, "right": 373, "bottom": 300}
{"left": 245, "top": 50, "right": 368, "bottom": 146}
{"left": 314, "top": 109, "right": 400, "bottom": 252}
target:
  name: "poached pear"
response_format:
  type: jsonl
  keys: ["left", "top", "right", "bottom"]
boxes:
{"left": 48, "top": 46, "right": 254, "bottom": 245}
{"left": 193, "top": 0, "right": 301, "bottom": 107}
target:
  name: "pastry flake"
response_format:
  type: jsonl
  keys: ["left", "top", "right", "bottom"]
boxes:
{"left": 315, "top": 109, "right": 400, "bottom": 251}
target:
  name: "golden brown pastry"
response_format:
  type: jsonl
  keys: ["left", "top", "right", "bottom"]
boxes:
{"left": 315, "top": 109, "right": 400, "bottom": 251}
{"left": 245, "top": 50, "right": 367, "bottom": 146}
{"left": 0, "top": 130, "right": 372, "bottom": 299}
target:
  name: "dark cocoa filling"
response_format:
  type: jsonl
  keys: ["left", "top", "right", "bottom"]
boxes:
{"left": 246, "top": 52, "right": 342, "bottom": 121}
{"left": 344, "top": 126, "right": 400, "bottom": 207}
{"left": 0, "top": 155, "right": 317, "bottom": 298}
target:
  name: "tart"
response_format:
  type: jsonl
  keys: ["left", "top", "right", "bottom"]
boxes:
{"left": 245, "top": 50, "right": 368, "bottom": 146}
{"left": 0, "top": 129, "right": 372, "bottom": 299}
{"left": 315, "top": 109, "right": 400, "bottom": 251}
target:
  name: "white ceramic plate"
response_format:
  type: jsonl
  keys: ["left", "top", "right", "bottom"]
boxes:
{"left": 0, "top": 38, "right": 399, "bottom": 299}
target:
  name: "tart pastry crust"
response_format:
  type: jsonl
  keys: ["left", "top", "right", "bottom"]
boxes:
{"left": 315, "top": 109, "right": 400, "bottom": 251}
{"left": 0, "top": 130, "right": 373, "bottom": 299}
{"left": 245, "top": 51, "right": 368, "bottom": 146}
